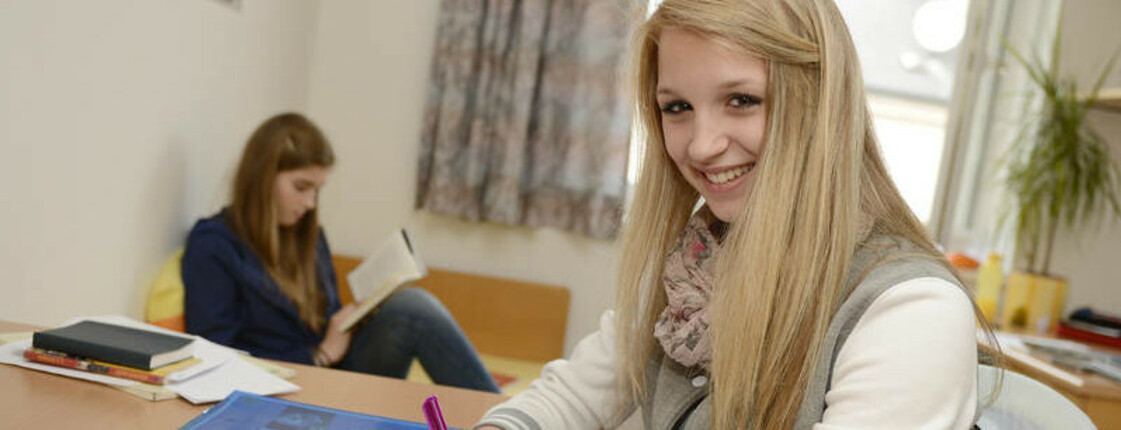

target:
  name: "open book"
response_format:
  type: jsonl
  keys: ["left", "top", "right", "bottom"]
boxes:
{"left": 338, "top": 229, "right": 427, "bottom": 332}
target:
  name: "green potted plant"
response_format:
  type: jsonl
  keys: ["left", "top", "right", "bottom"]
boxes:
{"left": 999, "top": 20, "right": 1121, "bottom": 332}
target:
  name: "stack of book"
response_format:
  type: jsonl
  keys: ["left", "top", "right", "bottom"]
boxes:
{"left": 26, "top": 320, "right": 198, "bottom": 386}
{"left": 1058, "top": 307, "right": 1121, "bottom": 350}
{"left": 1, "top": 316, "right": 301, "bottom": 403}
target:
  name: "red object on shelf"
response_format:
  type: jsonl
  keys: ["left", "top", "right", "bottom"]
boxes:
{"left": 1057, "top": 322, "right": 1121, "bottom": 350}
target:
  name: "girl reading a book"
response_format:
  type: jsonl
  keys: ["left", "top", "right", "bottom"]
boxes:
{"left": 182, "top": 112, "right": 499, "bottom": 393}
{"left": 475, "top": 0, "right": 995, "bottom": 428}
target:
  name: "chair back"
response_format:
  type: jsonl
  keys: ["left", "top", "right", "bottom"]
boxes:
{"left": 976, "top": 364, "right": 1096, "bottom": 429}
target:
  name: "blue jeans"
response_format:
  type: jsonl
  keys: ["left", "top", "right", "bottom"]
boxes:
{"left": 335, "top": 287, "right": 500, "bottom": 393}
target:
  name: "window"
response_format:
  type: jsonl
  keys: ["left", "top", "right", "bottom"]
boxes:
{"left": 838, "top": 0, "right": 969, "bottom": 224}
{"left": 868, "top": 95, "right": 949, "bottom": 224}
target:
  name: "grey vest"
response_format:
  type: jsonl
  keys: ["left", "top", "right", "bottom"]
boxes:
{"left": 640, "top": 235, "right": 969, "bottom": 430}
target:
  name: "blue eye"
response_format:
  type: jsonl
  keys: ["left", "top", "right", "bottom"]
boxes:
{"left": 660, "top": 101, "right": 692, "bottom": 114}
{"left": 729, "top": 93, "right": 763, "bottom": 108}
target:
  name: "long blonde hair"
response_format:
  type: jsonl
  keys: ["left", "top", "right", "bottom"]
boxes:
{"left": 229, "top": 112, "right": 335, "bottom": 332}
{"left": 616, "top": 1, "right": 994, "bottom": 428}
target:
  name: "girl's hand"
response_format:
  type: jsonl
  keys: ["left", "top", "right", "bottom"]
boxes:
{"left": 316, "top": 304, "right": 357, "bottom": 366}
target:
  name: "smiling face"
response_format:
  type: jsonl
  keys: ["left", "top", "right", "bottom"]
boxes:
{"left": 656, "top": 28, "right": 769, "bottom": 223}
{"left": 273, "top": 166, "right": 329, "bottom": 227}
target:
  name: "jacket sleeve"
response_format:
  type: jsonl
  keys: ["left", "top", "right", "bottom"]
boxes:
{"left": 814, "top": 277, "right": 978, "bottom": 430}
{"left": 474, "top": 310, "right": 634, "bottom": 430}
{"left": 182, "top": 230, "right": 246, "bottom": 347}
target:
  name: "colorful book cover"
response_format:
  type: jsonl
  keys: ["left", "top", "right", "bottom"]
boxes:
{"left": 23, "top": 347, "right": 201, "bottom": 385}
{"left": 181, "top": 391, "right": 451, "bottom": 429}
{"left": 1058, "top": 322, "right": 1121, "bottom": 349}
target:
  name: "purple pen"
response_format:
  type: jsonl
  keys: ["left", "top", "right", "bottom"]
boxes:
{"left": 422, "top": 395, "right": 448, "bottom": 430}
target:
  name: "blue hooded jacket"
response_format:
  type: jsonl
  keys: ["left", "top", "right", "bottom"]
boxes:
{"left": 181, "top": 211, "right": 341, "bottom": 364}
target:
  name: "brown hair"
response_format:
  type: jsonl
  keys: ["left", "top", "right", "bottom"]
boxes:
{"left": 228, "top": 112, "right": 335, "bottom": 332}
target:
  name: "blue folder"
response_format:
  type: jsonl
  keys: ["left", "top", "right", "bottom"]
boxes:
{"left": 181, "top": 390, "right": 454, "bottom": 430}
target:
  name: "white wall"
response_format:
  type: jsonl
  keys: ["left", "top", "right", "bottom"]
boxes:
{"left": 306, "top": 0, "right": 620, "bottom": 355}
{"left": 0, "top": 0, "right": 318, "bottom": 325}
{"left": 6, "top": 0, "right": 1108, "bottom": 352}
{"left": 1049, "top": 0, "right": 1121, "bottom": 315}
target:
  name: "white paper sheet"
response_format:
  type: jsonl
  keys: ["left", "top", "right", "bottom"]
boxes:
{"left": 0, "top": 331, "right": 33, "bottom": 344}
{"left": 170, "top": 353, "right": 300, "bottom": 404}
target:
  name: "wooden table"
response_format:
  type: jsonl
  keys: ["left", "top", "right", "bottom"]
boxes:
{"left": 0, "top": 320, "right": 506, "bottom": 429}
{"left": 992, "top": 329, "right": 1121, "bottom": 429}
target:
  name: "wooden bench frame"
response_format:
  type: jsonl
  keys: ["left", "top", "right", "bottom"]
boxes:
{"left": 332, "top": 256, "right": 570, "bottom": 363}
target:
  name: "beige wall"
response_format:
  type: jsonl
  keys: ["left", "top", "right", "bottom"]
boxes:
{"left": 0, "top": 0, "right": 318, "bottom": 325}
{"left": 1050, "top": 0, "right": 1121, "bottom": 315}
{"left": 306, "top": 1, "right": 620, "bottom": 355}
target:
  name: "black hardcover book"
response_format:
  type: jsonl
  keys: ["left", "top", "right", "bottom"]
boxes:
{"left": 1071, "top": 307, "right": 1121, "bottom": 332}
{"left": 32, "top": 320, "right": 194, "bottom": 370}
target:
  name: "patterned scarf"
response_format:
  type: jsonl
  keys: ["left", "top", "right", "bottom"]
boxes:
{"left": 653, "top": 206, "right": 874, "bottom": 369}
{"left": 653, "top": 206, "right": 725, "bottom": 370}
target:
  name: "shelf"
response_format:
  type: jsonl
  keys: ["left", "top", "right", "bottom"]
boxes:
{"left": 1092, "top": 87, "right": 1121, "bottom": 112}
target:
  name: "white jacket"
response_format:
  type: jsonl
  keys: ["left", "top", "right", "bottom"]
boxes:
{"left": 475, "top": 277, "right": 978, "bottom": 430}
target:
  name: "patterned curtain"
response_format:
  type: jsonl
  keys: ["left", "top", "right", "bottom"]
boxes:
{"left": 416, "top": 0, "right": 633, "bottom": 240}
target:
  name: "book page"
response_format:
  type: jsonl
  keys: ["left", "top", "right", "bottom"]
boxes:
{"left": 339, "top": 230, "right": 427, "bottom": 331}
{"left": 347, "top": 229, "right": 425, "bottom": 302}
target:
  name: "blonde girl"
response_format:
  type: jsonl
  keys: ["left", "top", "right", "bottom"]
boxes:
{"left": 475, "top": 0, "right": 990, "bottom": 428}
